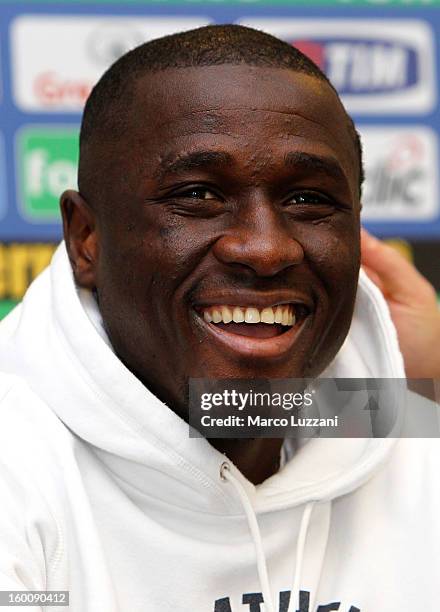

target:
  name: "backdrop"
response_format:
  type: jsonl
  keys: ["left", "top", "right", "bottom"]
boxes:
{"left": 0, "top": 0, "right": 439, "bottom": 318}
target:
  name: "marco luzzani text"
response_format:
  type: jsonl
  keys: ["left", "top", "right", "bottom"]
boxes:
{"left": 199, "top": 389, "right": 339, "bottom": 430}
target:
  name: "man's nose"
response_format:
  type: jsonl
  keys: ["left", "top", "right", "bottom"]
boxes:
{"left": 212, "top": 203, "right": 304, "bottom": 277}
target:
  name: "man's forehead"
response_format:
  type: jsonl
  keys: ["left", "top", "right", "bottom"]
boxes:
{"left": 125, "top": 66, "right": 357, "bottom": 187}
{"left": 130, "top": 66, "right": 351, "bottom": 152}
{"left": 153, "top": 106, "right": 340, "bottom": 139}
{"left": 133, "top": 65, "right": 341, "bottom": 126}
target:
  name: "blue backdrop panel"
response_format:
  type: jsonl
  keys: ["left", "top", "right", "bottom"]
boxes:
{"left": 0, "top": 3, "right": 439, "bottom": 242}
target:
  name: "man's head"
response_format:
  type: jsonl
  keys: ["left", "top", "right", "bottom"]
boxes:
{"left": 62, "top": 25, "right": 363, "bottom": 417}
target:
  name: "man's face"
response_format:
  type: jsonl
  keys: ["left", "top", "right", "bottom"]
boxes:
{"left": 90, "top": 65, "right": 361, "bottom": 416}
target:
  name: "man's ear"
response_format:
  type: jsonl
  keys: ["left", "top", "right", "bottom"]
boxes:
{"left": 60, "top": 190, "right": 98, "bottom": 290}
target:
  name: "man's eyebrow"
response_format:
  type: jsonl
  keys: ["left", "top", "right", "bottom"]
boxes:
{"left": 284, "top": 151, "right": 348, "bottom": 183}
{"left": 155, "top": 150, "right": 234, "bottom": 180}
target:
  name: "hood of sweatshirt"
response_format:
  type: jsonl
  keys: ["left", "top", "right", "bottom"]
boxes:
{"left": 0, "top": 242, "right": 406, "bottom": 611}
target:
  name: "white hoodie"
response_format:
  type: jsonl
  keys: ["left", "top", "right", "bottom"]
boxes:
{"left": 0, "top": 243, "right": 439, "bottom": 612}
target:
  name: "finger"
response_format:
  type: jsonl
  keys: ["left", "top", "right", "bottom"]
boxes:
{"left": 361, "top": 228, "right": 436, "bottom": 304}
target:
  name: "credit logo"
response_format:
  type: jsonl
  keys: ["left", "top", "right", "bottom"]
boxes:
{"left": 11, "top": 16, "right": 211, "bottom": 112}
{"left": 16, "top": 126, "right": 79, "bottom": 222}
{"left": 239, "top": 19, "right": 436, "bottom": 114}
{"left": 359, "top": 126, "right": 439, "bottom": 221}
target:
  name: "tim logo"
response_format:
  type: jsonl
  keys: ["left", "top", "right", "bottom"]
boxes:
{"left": 292, "top": 38, "right": 417, "bottom": 96}
{"left": 239, "top": 19, "right": 436, "bottom": 114}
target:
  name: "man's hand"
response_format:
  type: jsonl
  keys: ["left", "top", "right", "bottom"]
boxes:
{"left": 361, "top": 228, "right": 440, "bottom": 379}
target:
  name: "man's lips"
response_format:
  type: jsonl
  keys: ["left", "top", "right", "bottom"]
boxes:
{"left": 192, "top": 293, "right": 311, "bottom": 360}
{"left": 197, "top": 312, "right": 308, "bottom": 360}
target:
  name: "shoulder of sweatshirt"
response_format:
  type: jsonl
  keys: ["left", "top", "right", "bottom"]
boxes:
{"left": 0, "top": 372, "right": 76, "bottom": 589}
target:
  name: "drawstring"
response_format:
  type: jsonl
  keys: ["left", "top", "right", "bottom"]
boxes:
{"left": 291, "top": 501, "right": 316, "bottom": 612}
{"left": 220, "top": 461, "right": 316, "bottom": 612}
{"left": 220, "top": 462, "right": 276, "bottom": 612}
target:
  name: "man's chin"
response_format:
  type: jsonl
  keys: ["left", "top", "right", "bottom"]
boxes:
{"left": 188, "top": 357, "right": 310, "bottom": 381}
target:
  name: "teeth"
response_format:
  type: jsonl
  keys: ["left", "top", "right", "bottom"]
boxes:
{"left": 221, "top": 306, "right": 233, "bottom": 324}
{"left": 232, "top": 307, "right": 245, "bottom": 323}
{"left": 201, "top": 304, "right": 297, "bottom": 327}
{"left": 260, "top": 307, "right": 275, "bottom": 324}
{"left": 245, "top": 307, "right": 260, "bottom": 323}
{"left": 212, "top": 308, "right": 222, "bottom": 324}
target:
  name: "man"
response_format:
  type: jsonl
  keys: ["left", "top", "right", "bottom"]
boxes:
{"left": 0, "top": 25, "right": 438, "bottom": 612}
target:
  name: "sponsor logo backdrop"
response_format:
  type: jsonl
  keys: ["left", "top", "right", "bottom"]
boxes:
{"left": 0, "top": 2, "right": 439, "bottom": 316}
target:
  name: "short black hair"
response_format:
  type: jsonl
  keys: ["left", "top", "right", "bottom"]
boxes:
{"left": 79, "top": 24, "right": 364, "bottom": 194}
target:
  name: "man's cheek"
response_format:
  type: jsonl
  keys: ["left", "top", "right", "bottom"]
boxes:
{"left": 303, "top": 228, "right": 360, "bottom": 281}
{"left": 153, "top": 217, "right": 218, "bottom": 275}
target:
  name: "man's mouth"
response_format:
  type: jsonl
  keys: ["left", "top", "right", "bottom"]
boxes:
{"left": 194, "top": 299, "right": 311, "bottom": 360}
{"left": 201, "top": 304, "right": 295, "bottom": 338}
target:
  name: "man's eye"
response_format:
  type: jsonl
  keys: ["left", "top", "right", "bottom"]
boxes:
{"left": 283, "top": 191, "right": 339, "bottom": 221}
{"left": 178, "top": 187, "right": 217, "bottom": 200}
{"left": 287, "top": 191, "right": 333, "bottom": 206}
{"left": 162, "top": 185, "right": 225, "bottom": 218}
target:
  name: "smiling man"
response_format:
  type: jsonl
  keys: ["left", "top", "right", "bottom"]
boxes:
{"left": 0, "top": 25, "right": 439, "bottom": 612}
{"left": 66, "top": 26, "right": 361, "bottom": 484}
